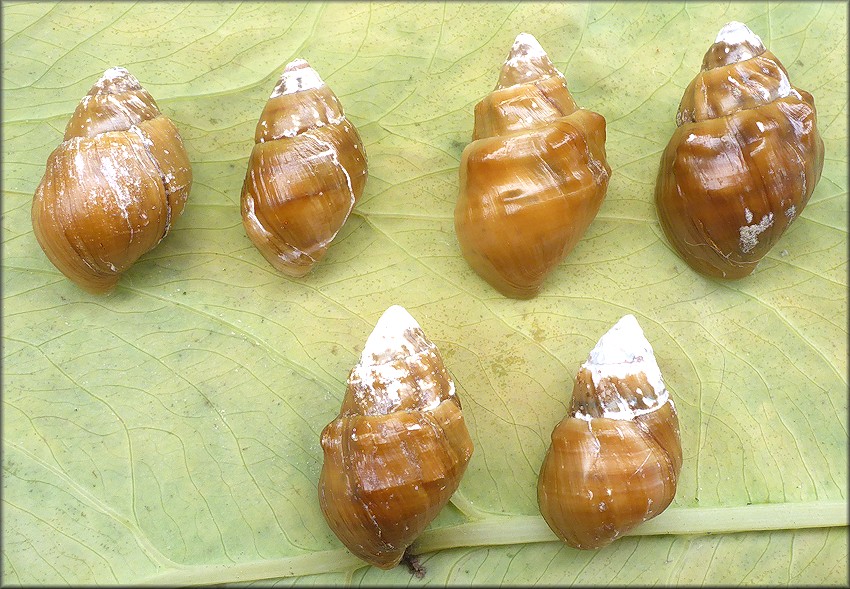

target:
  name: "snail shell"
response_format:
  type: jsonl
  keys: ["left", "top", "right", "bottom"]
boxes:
{"left": 241, "top": 59, "right": 368, "bottom": 277}
{"left": 537, "top": 315, "right": 682, "bottom": 550}
{"left": 455, "top": 33, "right": 611, "bottom": 299}
{"left": 318, "top": 305, "right": 474, "bottom": 569}
{"left": 656, "top": 22, "right": 825, "bottom": 279}
{"left": 31, "top": 67, "right": 192, "bottom": 293}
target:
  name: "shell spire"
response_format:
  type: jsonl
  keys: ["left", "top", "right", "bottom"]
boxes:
{"left": 574, "top": 314, "right": 668, "bottom": 420}
{"left": 270, "top": 58, "right": 326, "bottom": 98}
{"left": 91, "top": 66, "right": 144, "bottom": 95}
{"left": 318, "top": 305, "right": 473, "bottom": 569}
{"left": 346, "top": 305, "right": 453, "bottom": 417}
{"left": 359, "top": 305, "right": 425, "bottom": 363}
{"left": 715, "top": 21, "right": 761, "bottom": 45}
{"left": 496, "top": 33, "right": 562, "bottom": 90}
{"left": 703, "top": 21, "right": 766, "bottom": 69}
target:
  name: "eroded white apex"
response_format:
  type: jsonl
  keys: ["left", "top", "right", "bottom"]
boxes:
{"left": 360, "top": 305, "right": 422, "bottom": 362}
{"left": 497, "top": 31, "right": 563, "bottom": 90}
{"left": 271, "top": 58, "right": 325, "bottom": 98}
{"left": 508, "top": 32, "right": 549, "bottom": 63}
{"left": 101, "top": 66, "right": 131, "bottom": 80}
{"left": 93, "top": 66, "right": 141, "bottom": 92}
{"left": 582, "top": 314, "right": 666, "bottom": 397}
{"left": 715, "top": 21, "right": 764, "bottom": 49}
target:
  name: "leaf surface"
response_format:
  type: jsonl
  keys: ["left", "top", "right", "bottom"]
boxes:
{"left": 2, "top": 1, "right": 847, "bottom": 585}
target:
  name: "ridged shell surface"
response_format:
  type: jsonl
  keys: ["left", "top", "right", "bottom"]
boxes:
{"left": 455, "top": 33, "right": 611, "bottom": 299}
{"left": 318, "top": 306, "right": 474, "bottom": 569}
{"left": 538, "top": 315, "right": 682, "bottom": 549}
{"left": 656, "top": 22, "right": 824, "bottom": 279}
{"left": 31, "top": 67, "right": 192, "bottom": 293}
{"left": 241, "top": 59, "right": 368, "bottom": 277}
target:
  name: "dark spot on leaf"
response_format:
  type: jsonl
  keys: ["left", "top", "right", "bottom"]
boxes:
{"left": 402, "top": 549, "right": 426, "bottom": 579}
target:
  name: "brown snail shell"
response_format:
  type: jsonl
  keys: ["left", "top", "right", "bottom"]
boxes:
{"left": 455, "top": 33, "right": 611, "bottom": 299}
{"left": 538, "top": 315, "right": 682, "bottom": 550}
{"left": 31, "top": 67, "right": 192, "bottom": 293}
{"left": 656, "top": 22, "right": 825, "bottom": 279}
{"left": 318, "top": 305, "right": 474, "bottom": 569}
{"left": 241, "top": 59, "right": 368, "bottom": 277}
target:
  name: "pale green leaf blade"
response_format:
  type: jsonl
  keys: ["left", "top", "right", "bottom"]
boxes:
{"left": 2, "top": 1, "right": 847, "bottom": 586}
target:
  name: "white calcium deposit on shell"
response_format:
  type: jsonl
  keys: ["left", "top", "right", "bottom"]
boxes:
{"left": 506, "top": 32, "right": 549, "bottom": 68}
{"left": 503, "top": 32, "right": 564, "bottom": 82}
{"left": 271, "top": 59, "right": 326, "bottom": 98}
{"left": 739, "top": 212, "right": 774, "bottom": 254}
{"left": 715, "top": 21, "right": 765, "bottom": 50}
{"left": 360, "top": 305, "right": 423, "bottom": 362}
{"left": 351, "top": 305, "right": 447, "bottom": 414}
{"left": 581, "top": 314, "right": 668, "bottom": 418}
{"left": 100, "top": 66, "right": 131, "bottom": 82}
{"left": 95, "top": 66, "right": 141, "bottom": 92}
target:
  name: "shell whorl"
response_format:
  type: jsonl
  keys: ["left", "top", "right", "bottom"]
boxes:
{"left": 495, "top": 32, "right": 564, "bottom": 90}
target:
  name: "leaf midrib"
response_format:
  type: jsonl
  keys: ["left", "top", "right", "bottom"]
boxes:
{"left": 138, "top": 501, "right": 848, "bottom": 586}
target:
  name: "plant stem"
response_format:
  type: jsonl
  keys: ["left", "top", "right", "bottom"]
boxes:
{"left": 139, "top": 549, "right": 362, "bottom": 586}
{"left": 139, "top": 501, "right": 847, "bottom": 586}
{"left": 412, "top": 500, "right": 848, "bottom": 553}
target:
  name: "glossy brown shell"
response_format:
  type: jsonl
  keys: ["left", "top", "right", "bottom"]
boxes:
{"left": 241, "top": 59, "right": 368, "bottom": 277}
{"left": 318, "top": 306, "right": 474, "bottom": 569}
{"left": 31, "top": 67, "right": 192, "bottom": 293}
{"left": 538, "top": 315, "right": 682, "bottom": 549}
{"left": 455, "top": 33, "right": 610, "bottom": 299}
{"left": 656, "top": 22, "right": 824, "bottom": 279}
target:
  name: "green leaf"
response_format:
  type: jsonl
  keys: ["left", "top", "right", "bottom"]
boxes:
{"left": 2, "top": 1, "right": 847, "bottom": 585}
